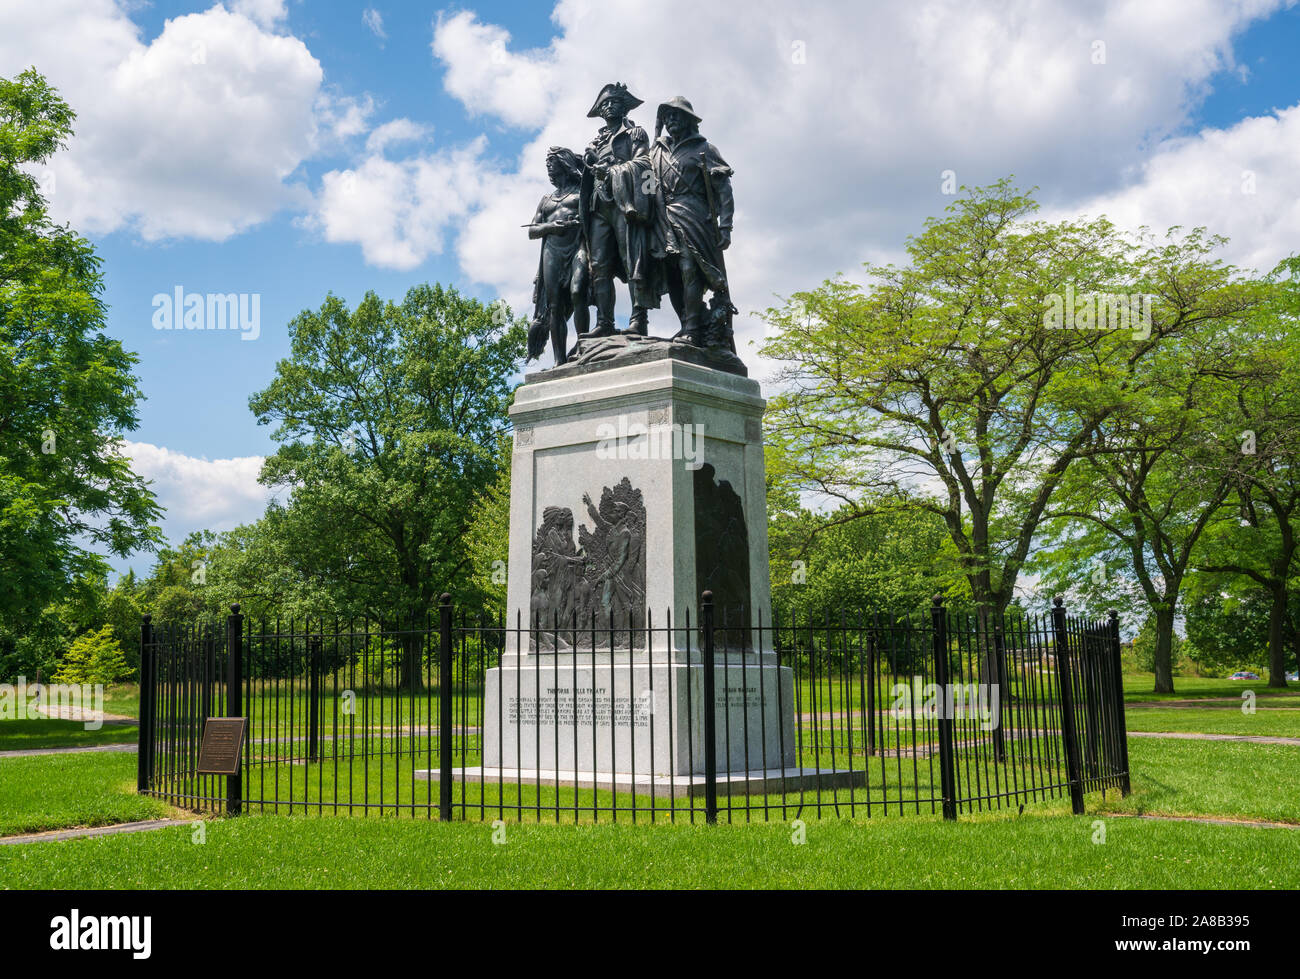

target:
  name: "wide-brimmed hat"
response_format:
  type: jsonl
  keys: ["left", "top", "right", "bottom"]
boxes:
{"left": 587, "top": 82, "right": 643, "bottom": 118}
{"left": 656, "top": 96, "right": 702, "bottom": 125}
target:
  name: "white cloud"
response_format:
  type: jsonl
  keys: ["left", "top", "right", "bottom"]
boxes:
{"left": 363, "top": 7, "right": 386, "bottom": 43}
{"left": 311, "top": 136, "right": 491, "bottom": 270}
{"left": 365, "top": 118, "right": 429, "bottom": 155}
{"left": 0, "top": 0, "right": 363, "bottom": 241}
{"left": 119, "top": 441, "right": 273, "bottom": 542}
{"left": 431, "top": 11, "right": 556, "bottom": 128}
{"left": 1052, "top": 104, "right": 1300, "bottom": 275}
{"left": 230, "top": 0, "right": 288, "bottom": 30}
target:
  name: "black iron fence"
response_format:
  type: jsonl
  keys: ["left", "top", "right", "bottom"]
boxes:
{"left": 138, "top": 594, "right": 1130, "bottom": 823}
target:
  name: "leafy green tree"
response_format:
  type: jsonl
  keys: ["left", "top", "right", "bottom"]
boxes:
{"left": 248, "top": 285, "right": 524, "bottom": 685}
{"left": 1191, "top": 260, "right": 1300, "bottom": 687}
{"left": 759, "top": 180, "right": 1257, "bottom": 622}
{"left": 0, "top": 68, "right": 160, "bottom": 636}
{"left": 52, "top": 624, "right": 129, "bottom": 684}
{"left": 1181, "top": 579, "right": 1275, "bottom": 677}
{"left": 769, "top": 500, "right": 966, "bottom": 617}
{"left": 1032, "top": 314, "right": 1257, "bottom": 691}
{"left": 463, "top": 434, "right": 512, "bottom": 610}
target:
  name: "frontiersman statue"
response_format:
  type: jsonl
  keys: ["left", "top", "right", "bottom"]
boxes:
{"left": 650, "top": 96, "right": 737, "bottom": 351}
{"left": 581, "top": 82, "right": 661, "bottom": 338}
{"left": 526, "top": 146, "right": 589, "bottom": 366}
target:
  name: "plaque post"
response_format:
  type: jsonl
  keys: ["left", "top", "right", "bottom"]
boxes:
{"left": 226, "top": 604, "right": 244, "bottom": 816}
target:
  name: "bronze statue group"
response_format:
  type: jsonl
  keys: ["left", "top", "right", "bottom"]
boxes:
{"left": 527, "top": 83, "right": 737, "bottom": 367}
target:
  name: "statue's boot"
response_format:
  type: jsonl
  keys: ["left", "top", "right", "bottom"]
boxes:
{"left": 588, "top": 279, "right": 618, "bottom": 337}
{"left": 669, "top": 269, "right": 705, "bottom": 345}
{"left": 620, "top": 307, "right": 648, "bottom": 336}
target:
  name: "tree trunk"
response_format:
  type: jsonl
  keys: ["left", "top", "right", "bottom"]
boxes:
{"left": 399, "top": 631, "right": 425, "bottom": 692}
{"left": 1290, "top": 609, "right": 1299, "bottom": 687}
{"left": 1267, "top": 582, "right": 1288, "bottom": 688}
{"left": 1152, "top": 606, "right": 1176, "bottom": 694}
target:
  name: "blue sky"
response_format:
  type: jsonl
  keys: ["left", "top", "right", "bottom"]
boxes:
{"left": 3, "top": 0, "right": 1299, "bottom": 577}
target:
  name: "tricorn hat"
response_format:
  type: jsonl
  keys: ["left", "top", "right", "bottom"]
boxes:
{"left": 656, "top": 96, "right": 702, "bottom": 125}
{"left": 587, "top": 82, "right": 643, "bottom": 118}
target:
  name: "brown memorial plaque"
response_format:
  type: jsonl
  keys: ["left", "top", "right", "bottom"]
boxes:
{"left": 196, "top": 717, "right": 246, "bottom": 775}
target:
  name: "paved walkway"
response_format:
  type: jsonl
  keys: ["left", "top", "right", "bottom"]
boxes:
{"left": 1128, "top": 731, "right": 1300, "bottom": 746}
{"left": 1128, "top": 697, "right": 1299, "bottom": 709}
{"left": 34, "top": 705, "right": 136, "bottom": 723}
{"left": 0, "top": 742, "right": 137, "bottom": 759}
{"left": 1110, "top": 812, "right": 1300, "bottom": 830}
{"left": 0, "top": 819, "right": 192, "bottom": 846}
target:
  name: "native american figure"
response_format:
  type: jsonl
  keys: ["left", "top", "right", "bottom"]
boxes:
{"left": 527, "top": 147, "right": 590, "bottom": 366}
{"left": 528, "top": 479, "right": 647, "bottom": 646}
{"left": 581, "top": 82, "right": 663, "bottom": 338}
{"left": 530, "top": 506, "right": 582, "bottom": 628}
{"left": 649, "top": 96, "right": 737, "bottom": 352}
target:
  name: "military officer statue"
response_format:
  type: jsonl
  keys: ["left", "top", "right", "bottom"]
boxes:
{"left": 581, "top": 82, "right": 661, "bottom": 338}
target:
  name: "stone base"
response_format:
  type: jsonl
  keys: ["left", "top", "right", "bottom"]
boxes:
{"left": 483, "top": 655, "right": 795, "bottom": 777}
{"left": 507, "top": 349, "right": 771, "bottom": 654}
{"left": 416, "top": 766, "right": 865, "bottom": 799}
{"left": 526, "top": 333, "right": 748, "bottom": 382}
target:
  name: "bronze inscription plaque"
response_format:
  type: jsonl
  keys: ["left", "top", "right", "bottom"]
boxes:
{"left": 196, "top": 717, "right": 246, "bottom": 775}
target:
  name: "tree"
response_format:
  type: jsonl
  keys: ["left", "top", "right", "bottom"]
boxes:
{"left": 463, "top": 434, "right": 512, "bottom": 610}
{"left": 0, "top": 68, "right": 161, "bottom": 634}
{"left": 1191, "top": 259, "right": 1300, "bottom": 687}
{"left": 1181, "top": 578, "right": 1276, "bottom": 677}
{"left": 760, "top": 180, "right": 1258, "bottom": 622}
{"left": 1032, "top": 313, "right": 1257, "bottom": 691}
{"left": 52, "top": 624, "right": 129, "bottom": 685}
{"left": 766, "top": 442, "right": 966, "bottom": 615}
{"left": 1129, "top": 614, "right": 1188, "bottom": 677}
{"left": 248, "top": 285, "right": 524, "bottom": 685}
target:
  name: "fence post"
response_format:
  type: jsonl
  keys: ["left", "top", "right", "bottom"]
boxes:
{"left": 137, "top": 614, "right": 153, "bottom": 792}
{"left": 226, "top": 604, "right": 243, "bottom": 817}
{"left": 989, "top": 613, "right": 1008, "bottom": 763}
{"left": 865, "top": 633, "right": 876, "bottom": 756}
{"left": 439, "top": 593, "right": 453, "bottom": 822}
{"left": 1080, "top": 627, "right": 1101, "bottom": 778}
{"left": 307, "top": 635, "right": 321, "bottom": 762}
{"left": 931, "top": 595, "right": 958, "bottom": 820}
{"left": 1051, "top": 597, "right": 1085, "bottom": 815}
{"left": 701, "top": 591, "right": 718, "bottom": 825}
{"left": 1108, "top": 610, "right": 1131, "bottom": 796}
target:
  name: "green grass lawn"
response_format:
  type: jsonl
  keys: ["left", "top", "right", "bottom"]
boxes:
{"left": 0, "top": 751, "right": 172, "bottom": 836}
{"left": 0, "top": 719, "right": 138, "bottom": 752}
{"left": 1096, "top": 737, "right": 1300, "bottom": 825}
{"left": 3, "top": 673, "right": 1298, "bottom": 889}
{"left": 1123, "top": 674, "right": 1298, "bottom": 702}
{"left": 0, "top": 810, "right": 1295, "bottom": 889}
{"left": 101, "top": 683, "right": 141, "bottom": 718}
{"left": 1126, "top": 707, "right": 1300, "bottom": 738}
